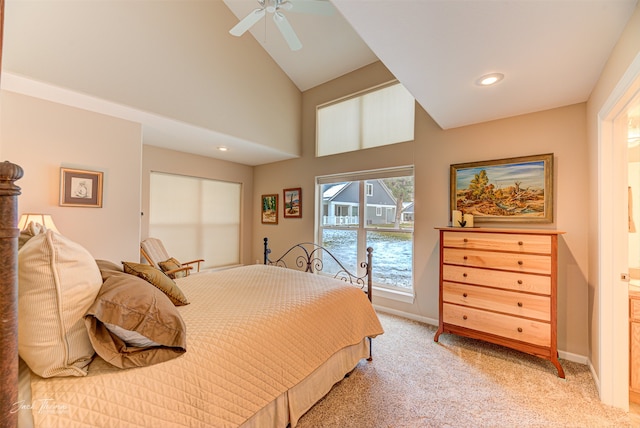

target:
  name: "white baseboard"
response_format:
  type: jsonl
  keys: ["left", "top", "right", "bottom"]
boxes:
{"left": 373, "top": 305, "right": 438, "bottom": 327}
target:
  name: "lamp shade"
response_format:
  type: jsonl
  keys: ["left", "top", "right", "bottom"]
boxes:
{"left": 17, "top": 213, "right": 59, "bottom": 233}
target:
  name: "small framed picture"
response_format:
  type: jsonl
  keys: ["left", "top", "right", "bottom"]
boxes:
{"left": 283, "top": 187, "right": 302, "bottom": 218}
{"left": 60, "top": 167, "right": 104, "bottom": 208}
{"left": 261, "top": 194, "right": 278, "bottom": 224}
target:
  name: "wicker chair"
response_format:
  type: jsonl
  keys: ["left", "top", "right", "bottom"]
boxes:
{"left": 140, "top": 237, "right": 204, "bottom": 278}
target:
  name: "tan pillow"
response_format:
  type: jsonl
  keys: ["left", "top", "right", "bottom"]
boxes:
{"left": 18, "top": 230, "right": 103, "bottom": 377}
{"left": 121, "top": 261, "right": 189, "bottom": 306}
{"left": 84, "top": 271, "right": 187, "bottom": 369}
{"left": 158, "top": 257, "right": 188, "bottom": 279}
{"left": 95, "top": 259, "right": 123, "bottom": 281}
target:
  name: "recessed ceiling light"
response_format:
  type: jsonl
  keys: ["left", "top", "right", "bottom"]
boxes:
{"left": 218, "top": 146, "right": 228, "bottom": 152}
{"left": 476, "top": 73, "right": 504, "bottom": 86}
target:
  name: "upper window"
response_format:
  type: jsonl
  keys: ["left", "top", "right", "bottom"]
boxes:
{"left": 316, "top": 82, "right": 415, "bottom": 157}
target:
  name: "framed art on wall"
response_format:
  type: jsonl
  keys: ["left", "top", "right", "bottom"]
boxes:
{"left": 283, "top": 187, "right": 302, "bottom": 218}
{"left": 60, "top": 167, "right": 104, "bottom": 208}
{"left": 450, "top": 153, "right": 553, "bottom": 223}
{"left": 261, "top": 194, "right": 278, "bottom": 224}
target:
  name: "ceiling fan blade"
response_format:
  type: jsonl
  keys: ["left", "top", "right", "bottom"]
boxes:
{"left": 229, "top": 8, "right": 266, "bottom": 37}
{"left": 286, "top": 0, "right": 334, "bottom": 16}
{"left": 273, "top": 12, "right": 302, "bottom": 51}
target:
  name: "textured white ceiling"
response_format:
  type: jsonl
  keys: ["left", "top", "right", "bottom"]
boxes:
{"left": 227, "top": 0, "right": 639, "bottom": 129}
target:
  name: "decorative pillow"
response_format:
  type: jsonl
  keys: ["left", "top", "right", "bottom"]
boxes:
{"left": 121, "top": 261, "right": 189, "bottom": 306}
{"left": 158, "top": 257, "right": 188, "bottom": 279}
{"left": 84, "top": 271, "right": 187, "bottom": 369}
{"left": 18, "top": 230, "right": 103, "bottom": 377}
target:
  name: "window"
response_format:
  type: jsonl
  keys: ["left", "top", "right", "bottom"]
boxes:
{"left": 366, "top": 183, "right": 373, "bottom": 196}
{"left": 316, "top": 82, "right": 415, "bottom": 157}
{"left": 318, "top": 167, "right": 414, "bottom": 295}
{"left": 149, "top": 172, "right": 241, "bottom": 268}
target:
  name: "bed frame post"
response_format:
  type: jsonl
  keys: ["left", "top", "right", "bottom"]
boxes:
{"left": 365, "top": 247, "right": 373, "bottom": 302}
{"left": 0, "top": 161, "right": 23, "bottom": 428}
{"left": 263, "top": 237, "right": 270, "bottom": 265}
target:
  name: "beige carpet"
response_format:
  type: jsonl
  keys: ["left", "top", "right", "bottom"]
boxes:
{"left": 297, "top": 312, "right": 637, "bottom": 428}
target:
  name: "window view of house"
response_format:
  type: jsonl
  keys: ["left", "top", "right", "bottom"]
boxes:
{"left": 318, "top": 173, "right": 414, "bottom": 291}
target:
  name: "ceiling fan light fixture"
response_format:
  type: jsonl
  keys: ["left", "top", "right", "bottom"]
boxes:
{"left": 477, "top": 73, "right": 504, "bottom": 86}
{"left": 229, "top": 0, "right": 333, "bottom": 51}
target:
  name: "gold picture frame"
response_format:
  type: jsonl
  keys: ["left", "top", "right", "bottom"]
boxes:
{"left": 450, "top": 153, "right": 553, "bottom": 223}
{"left": 60, "top": 167, "right": 104, "bottom": 208}
{"left": 261, "top": 194, "right": 278, "bottom": 224}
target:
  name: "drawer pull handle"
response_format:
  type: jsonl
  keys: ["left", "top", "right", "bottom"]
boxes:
{"left": 462, "top": 273, "right": 468, "bottom": 278}
{"left": 518, "top": 260, "right": 523, "bottom": 266}
{"left": 517, "top": 327, "right": 523, "bottom": 333}
{"left": 517, "top": 280, "right": 523, "bottom": 285}
{"left": 463, "top": 293, "right": 468, "bottom": 298}
{"left": 463, "top": 256, "right": 468, "bottom": 260}
{"left": 463, "top": 315, "right": 468, "bottom": 320}
{"left": 518, "top": 241, "right": 524, "bottom": 246}
{"left": 517, "top": 302, "right": 523, "bottom": 307}
{"left": 463, "top": 238, "right": 468, "bottom": 243}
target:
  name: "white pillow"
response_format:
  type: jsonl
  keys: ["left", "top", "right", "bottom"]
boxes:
{"left": 18, "top": 230, "right": 103, "bottom": 377}
{"left": 103, "top": 322, "right": 161, "bottom": 348}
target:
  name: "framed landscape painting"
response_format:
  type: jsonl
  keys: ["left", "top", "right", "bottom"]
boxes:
{"left": 261, "top": 194, "right": 278, "bottom": 224}
{"left": 450, "top": 153, "right": 553, "bottom": 223}
{"left": 283, "top": 187, "right": 302, "bottom": 218}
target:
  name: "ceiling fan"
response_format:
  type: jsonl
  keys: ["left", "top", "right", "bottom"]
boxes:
{"left": 229, "top": 0, "right": 334, "bottom": 51}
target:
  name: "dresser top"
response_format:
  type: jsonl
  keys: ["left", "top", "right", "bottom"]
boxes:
{"left": 436, "top": 227, "right": 565, "bottom": 235}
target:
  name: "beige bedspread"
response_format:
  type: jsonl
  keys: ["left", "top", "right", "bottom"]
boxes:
{"left": 27, "top": 264, "right": 384, "bottom": 427}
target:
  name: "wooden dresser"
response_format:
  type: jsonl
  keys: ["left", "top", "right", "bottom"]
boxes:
{"left": 434, "top": 227, "right": 565, "bottom": 378}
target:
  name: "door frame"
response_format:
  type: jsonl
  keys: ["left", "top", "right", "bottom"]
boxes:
{"left": 599, "top": 52, "right": 640, "bottom": 409}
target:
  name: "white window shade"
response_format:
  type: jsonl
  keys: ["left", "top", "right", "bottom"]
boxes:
{"left": 150, "top": 172, "right": 241, "bottom": 268}
{"left": 362, "top": 84, "right": 415, "bottom": 148}
{"left": 316, "top": 97, "right": 360, "bottom": 156}
{"left": 316, "top": 82, "right": 415, "bottom": 157}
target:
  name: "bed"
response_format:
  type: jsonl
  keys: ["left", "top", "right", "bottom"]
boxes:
{"left": 0, "top": 162, "right": 383, "bottom": 428}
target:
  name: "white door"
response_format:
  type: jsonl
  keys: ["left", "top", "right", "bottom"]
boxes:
{"left": 599, "top": 55, "right": 640, "bottom": 409}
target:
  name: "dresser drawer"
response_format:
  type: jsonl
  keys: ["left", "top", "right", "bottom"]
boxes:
{"left": 631, "top": 298, "right": 640, "bottom": 322}
{"left": 443, "top": 303, "right": 550, "bottom": 347}
{"left": 443, "top": 231, "right": 551, "bottom": 254}
{"left": 443, "top": 282, "right": 551, "bottom": 321}
{"left": 443, "top": 248, "right": 551, "bottom": 275}
{"left": 442, "top": 264, "right": 551, "bottom": 295}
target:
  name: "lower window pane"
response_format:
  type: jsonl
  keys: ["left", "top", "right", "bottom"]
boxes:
{"left": 321, "top": 228, "right": 358, "bottom": 275}
{"left": 367, "top": 231, "right": 413, "bottom": 289}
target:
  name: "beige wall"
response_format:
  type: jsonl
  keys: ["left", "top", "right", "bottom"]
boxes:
{"left": 142, "top": 145, "right": 254, "bottom": 266}
{"left": 3, "top": 1, "right": 301, "bottom": 156}
{"left": 586, "top": 3, "right": 640, "bottom": 378}
{"left": 254, "top": 61, "right": 591, "bottom": 357}
{"left": 0, "top": 90, "right": 141, "bottom": 262}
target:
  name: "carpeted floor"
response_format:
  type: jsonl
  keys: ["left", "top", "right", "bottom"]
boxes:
{"left": 297, "top": 311, "right": 638, "bottom": 428}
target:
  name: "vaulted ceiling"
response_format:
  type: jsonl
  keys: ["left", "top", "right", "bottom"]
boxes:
{"left": 2, "top": 0, "right": 638, "bottom": 165}
{"left": 225, "top": 0, "right": 638, "bottom": 129}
